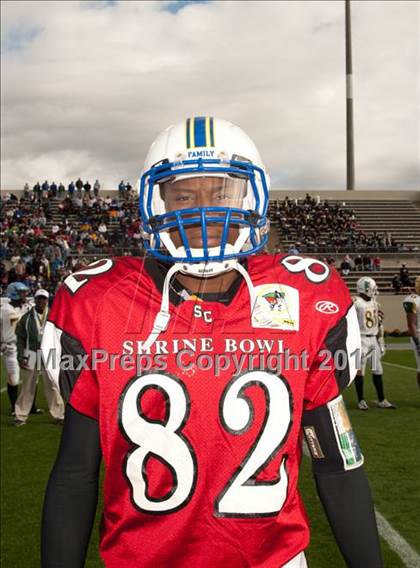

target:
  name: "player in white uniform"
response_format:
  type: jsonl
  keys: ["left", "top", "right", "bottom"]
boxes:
{"left": 1, "top": 282, "right": 30, "bottom": 414}
{"left": 403, "top": 275, "right": 420, "bottom": 389}
{"left": 353, "top": 277, "right": 396, "bottom": 410}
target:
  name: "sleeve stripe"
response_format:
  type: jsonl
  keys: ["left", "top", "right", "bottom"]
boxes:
{"left": 41, "top": 321, "right": 63, "bottom": 392}
{"left": 41, "top": 321, "right": 88, "bottom": 402}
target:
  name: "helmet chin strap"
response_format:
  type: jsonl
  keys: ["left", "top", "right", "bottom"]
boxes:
{"left": 142, "top": 227, "right": 257, "bottom": 351}
{"left": 142, "top": 260, "right": 257, "bottom": 352}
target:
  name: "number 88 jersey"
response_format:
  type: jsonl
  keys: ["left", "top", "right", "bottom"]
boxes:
{"left": 353, "top": 295, "right": 380, "bottom": 336}
{"left": 42, "top": 254, "right": 360, "bottom": 568}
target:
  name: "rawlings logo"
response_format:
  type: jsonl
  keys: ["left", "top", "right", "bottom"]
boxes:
{"left": 315, "top": 301, "right": 339, "bottom": 314}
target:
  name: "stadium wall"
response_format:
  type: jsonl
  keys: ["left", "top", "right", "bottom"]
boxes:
{"left": 378, "top": 295, "right": 411, "bottom": 334}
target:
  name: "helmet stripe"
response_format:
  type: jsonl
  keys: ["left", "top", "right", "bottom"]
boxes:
{"left": 193, "top": 116, "right": 206, "bottom": 147}
{"left": 186, "top": 116, "right": 215, "bottom": 149}
{"left": 209, "top": 116, "right": 215, "bottom": 146}
{"left": 205, "top": 116, "right": 211, "bottom": 147}
{"left": 190, "top": 116, "right": 195, "bottom": 147}
{"left": 186, "top": 118, "right": 191, "bottom": 149}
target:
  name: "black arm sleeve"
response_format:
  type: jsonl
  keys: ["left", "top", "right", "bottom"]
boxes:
{"left": 302, "top": 403, "right": 383, "bottom": 568}
{"left": 315, "top": 467, "right": 382, "bottom": 568}
{"left": 41, "top": 404, "right": 101, "bottom": 568}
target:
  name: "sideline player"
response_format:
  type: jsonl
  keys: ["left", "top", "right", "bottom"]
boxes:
{"left": 353, "top": 277, "right": 395, "bottom": 410}
{"left": 1, "top": 282, "right": 30, "bottom": 414}
{"left": 403, "top": 275, "right": 420, "bottom": 389}
{"left": 14, "top": 289, "right": 65, "bottom": 427}
{"left": 41, "top": 118, "right": 383, "bottom": 567}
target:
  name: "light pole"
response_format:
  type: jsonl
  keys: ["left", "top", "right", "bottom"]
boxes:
{"left": 345, "top": 0, "right": 355, "bottom": 190}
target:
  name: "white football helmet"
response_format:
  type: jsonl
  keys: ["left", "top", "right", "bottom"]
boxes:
{"left": 139, "top": 116, "right": 270, "bottom": 276}
{"left": 357, "top": 277, "right": 378, "bottom": 298}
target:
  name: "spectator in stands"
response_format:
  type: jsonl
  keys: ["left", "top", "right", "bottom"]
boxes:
{"left": 50, "top": 182, "right": 58, "bottom": 197}
{"left": 340, "top": 255, "right": 352, "bottom": 276}
{"left": 392, "top": 274, "right": 401, "bottom": 294}
{"left": 58, "top": 182, "right": 65, "bottom": 196}
{"left": 288, "top": 244, "right": 300, "bottom": 255}
{"left": 75, "top": 178, "right": 84, "bottom": 197}
{"left": 362, "top": 255, "right": 372, "bottom": 271}
{"left": 354, "top": 254, "right": 362, "bottom": 271}
{"left": 33, "top": 182, "right": 41, "bottom": 200}
{"left": 400, "top": 265, "right": 411, "bottom": 290}
{"left": 327, "top": 257, "right": 336, "bottom": 267}
{"left": 93, "top": 179, "right": 101, "bottom": 197}
{"left": 118, "top": 180, "right": 125, "bottom": 198}
{"left": 68, "top": 181, "right": 75, "bottom": 196}
{"left": 73, "top": 195, "right": 83, "bottom": 209}
{"left": 372, "top": 256, "right": 381, "bottom": 271}
{"left": 83, "top": 180, "right": 91, "bottom": 196}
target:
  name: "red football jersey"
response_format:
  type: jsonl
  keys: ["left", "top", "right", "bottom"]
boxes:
{"left": 42, "top": 254, "right": 360, "bottom": 568}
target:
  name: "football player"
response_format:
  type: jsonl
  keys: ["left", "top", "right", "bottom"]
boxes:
{"left": 1, "top": 282, "right": 30, "bottom": 414}
{"left": 353, "top": 277, "right": 395, "bottom": 410}
{"left": 403, "top": 275, "right": 420, "bottom": 389}
{"left": 41, "top": 118, "right": 382, "bottom": 567}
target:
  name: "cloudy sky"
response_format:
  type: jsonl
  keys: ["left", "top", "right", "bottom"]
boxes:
{"left": 1, "top": 0, "right": 419, "bottom": 191}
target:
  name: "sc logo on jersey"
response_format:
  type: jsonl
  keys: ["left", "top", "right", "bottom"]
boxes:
{"left": 193, "top": 305, "right": 213, "bottom": 323}
{"left": 315, "top": 301, "right": 339, "bottom": 314}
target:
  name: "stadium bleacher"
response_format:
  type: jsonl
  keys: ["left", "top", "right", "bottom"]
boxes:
{"left": 272, "top": 199, "right": 420, "bottom": 254}
{"left": 268, "top": 195, "right": 420, "bottom": 294}
{"left": 2, "top": 188, "right": 419, "bottom": 303}
{"left": 345, "top": 199, "right": 420, "bottom": 251}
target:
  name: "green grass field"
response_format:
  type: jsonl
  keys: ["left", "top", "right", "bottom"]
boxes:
{"left": 385, "top": 335, "right": 410, "bottom": 344}
{"left": 1, "top": 350, "right": 419, "bottom": 568}
{"left": 384, "top": 336, "right": 412, "bottom": 344}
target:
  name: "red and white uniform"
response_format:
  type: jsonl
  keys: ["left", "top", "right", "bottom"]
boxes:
{"left": 42, "top": 254, "right": 360, "bottom": 568}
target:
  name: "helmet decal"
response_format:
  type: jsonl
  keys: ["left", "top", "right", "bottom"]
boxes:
{"left": 357, "top": 277, "right": 378, "bottom": 298}
{"left": 186, "top": 117, "right": 215, "bottom": 149}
